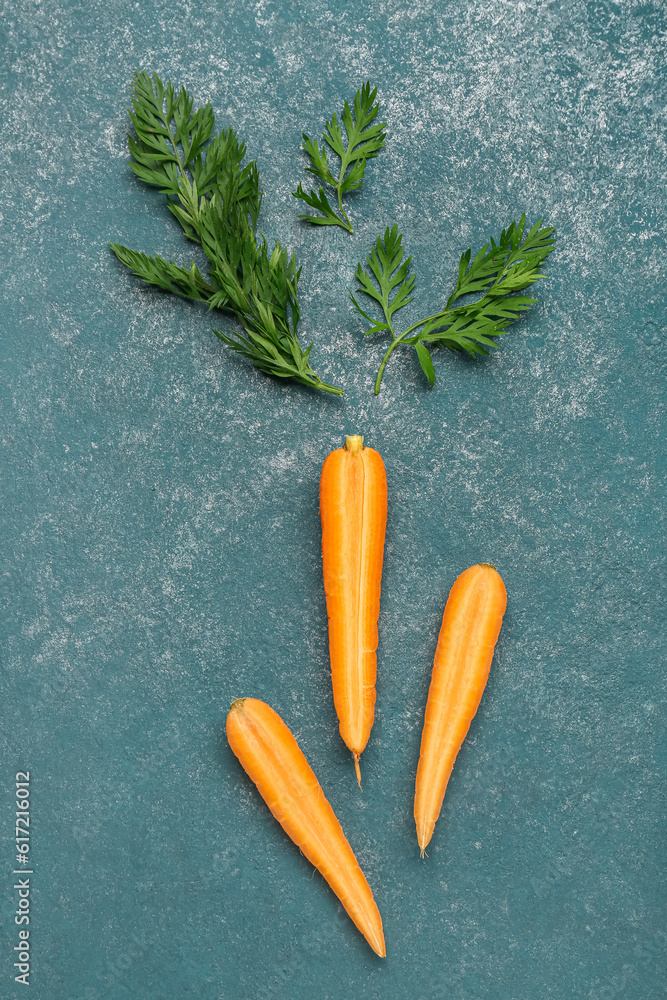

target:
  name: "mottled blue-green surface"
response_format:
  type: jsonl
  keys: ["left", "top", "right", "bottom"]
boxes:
{"left": 0, "top": 1, "right": 665, "bottom": 997}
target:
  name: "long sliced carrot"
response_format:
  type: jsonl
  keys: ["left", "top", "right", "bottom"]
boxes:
{"left": 319, "top": 435, "right": 387, "bottom": 786}
{"left": 414, "top": 563, "right": 507, "bottom": 854}
{"left": 226, "top": 697, "right": 386, "bottom": 956}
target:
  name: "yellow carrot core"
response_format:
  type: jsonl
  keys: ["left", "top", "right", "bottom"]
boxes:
{"left": 344, "top": 435, "right": 364, "bottom": 453}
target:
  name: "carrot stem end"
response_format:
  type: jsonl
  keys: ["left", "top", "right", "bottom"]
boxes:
{"left": 344, "top": 434, "right": 364, "bottom": 453}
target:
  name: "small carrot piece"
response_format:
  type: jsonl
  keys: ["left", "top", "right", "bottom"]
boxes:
{"left": 319, "top": 435, "right": 387, "bottom": 786}
{"left": 414, "top": 563, "right": 507, "bottom": 854}
{"left": 226, "top": 697, "right": 386, "bottom": 957}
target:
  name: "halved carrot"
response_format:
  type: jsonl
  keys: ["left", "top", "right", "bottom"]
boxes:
{"left": 319, "top": 435, "right": 387, "bottom": 786}
{"left": 414, "top": 563, "right": 507, "bottom": 854}
{"left": 226, "top": 697, "right": 386, "bottom": 956}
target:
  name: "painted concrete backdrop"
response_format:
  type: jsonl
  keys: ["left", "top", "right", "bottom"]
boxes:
{"left": 0, "top": 1, "right": 665, "bottom": 998}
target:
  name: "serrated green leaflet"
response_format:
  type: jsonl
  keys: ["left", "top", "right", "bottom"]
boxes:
{"left": 293, "top": 82, "right": 387, "bottom": 234}
{"left": 351, "top": 216, "right": 556, "bottom": 393}
{"left": 108, "top": 245, "right": 212, "bottom": 301}
{"left": 414, "top": 342, "right": 436, "bottom": 387}
{"left": 110, "top": 71, "right": 343, "bottom": 396}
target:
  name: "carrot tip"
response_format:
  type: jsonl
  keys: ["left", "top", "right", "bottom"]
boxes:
{"left": 419, "top": 848, "right": 429, "bottom": 860}
{"left": 353, "top": 753, "right": 362, "bottom": 789}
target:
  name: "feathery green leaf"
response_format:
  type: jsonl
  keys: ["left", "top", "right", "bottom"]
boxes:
{"left": 293, "top": 82, "right": 387, "bottom": 233}
{"left": 111, "top": 70, "right": 342, "bottom": 396}
{"left": 352, "top": 216, "right": 556, "bottom": 393}
{"left": 293, "top": 183, "right": 344, "bottom": 227}
{"left": 109, "top": 244, "right": 212, "bottom": 301}
{"left": 352, "top": 224, "right": 415, "bottom": 320}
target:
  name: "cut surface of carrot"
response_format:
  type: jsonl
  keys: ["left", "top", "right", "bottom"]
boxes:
{"left": 319, "top": 434, "right": 387, "bottom": 784}
{"left": 226, "top": 697, "right": 386, "bottom": 956}
{"left": 414, "top": 563, "right": 507, "bottom": 853}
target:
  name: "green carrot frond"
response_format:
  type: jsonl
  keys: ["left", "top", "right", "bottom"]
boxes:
{"left": 293, "top": 82, "right": 387, "bottom": 234}
{"left": 110, "top": 70, "right": 342, "bottom": 396}
{"left": 352, "top": 216, "right": 556, "bottom": 393}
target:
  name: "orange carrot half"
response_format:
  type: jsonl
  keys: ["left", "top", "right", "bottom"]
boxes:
{"left": 319, "top": 435, "right": 387, "bottom": 787}
{"left": 226, "top": 697, "right": 386, "bottom": 956}
{"left": 414, "top": 563, "right": 507, "bottom": 854}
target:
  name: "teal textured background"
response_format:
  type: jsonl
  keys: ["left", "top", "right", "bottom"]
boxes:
{"left": 1, "top": 1, "right": 665, "bottom": 997}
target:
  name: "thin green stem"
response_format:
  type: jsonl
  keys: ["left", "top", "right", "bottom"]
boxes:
{"left": 373, "top": 306, "right": 400, "bottom": 394}
{"left": 301, "top": 374, "right": 344, "bottom": 396}
{"left": 373, "top": 306, "right": 456, "bottom": 393}
{"left": 374, "top": 338, "right": 401, "bottom": 394}
{"left": 160, "top": 107, "right": 187, "bottom": 178}
{"left": 332, "top": 143, "right": 353, "bottom": 232}
{"left": 399, "top": 308, "right": 454, "bottom": 342}
{"left": 336, "top": 184, "right": 353, "bottom": 233}
{"left": 317, "top": 380, "right": 345, "bottom": 396}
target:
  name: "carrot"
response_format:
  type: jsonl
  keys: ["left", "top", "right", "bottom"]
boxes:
{"left": 414, "top": 563, "right": 507, "bottom": 854}
{"left": 319, "top": 435, "right": 387, "bottom": 787}
{"left": 226, "top": 697, "right": 386, "bottom": 957}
